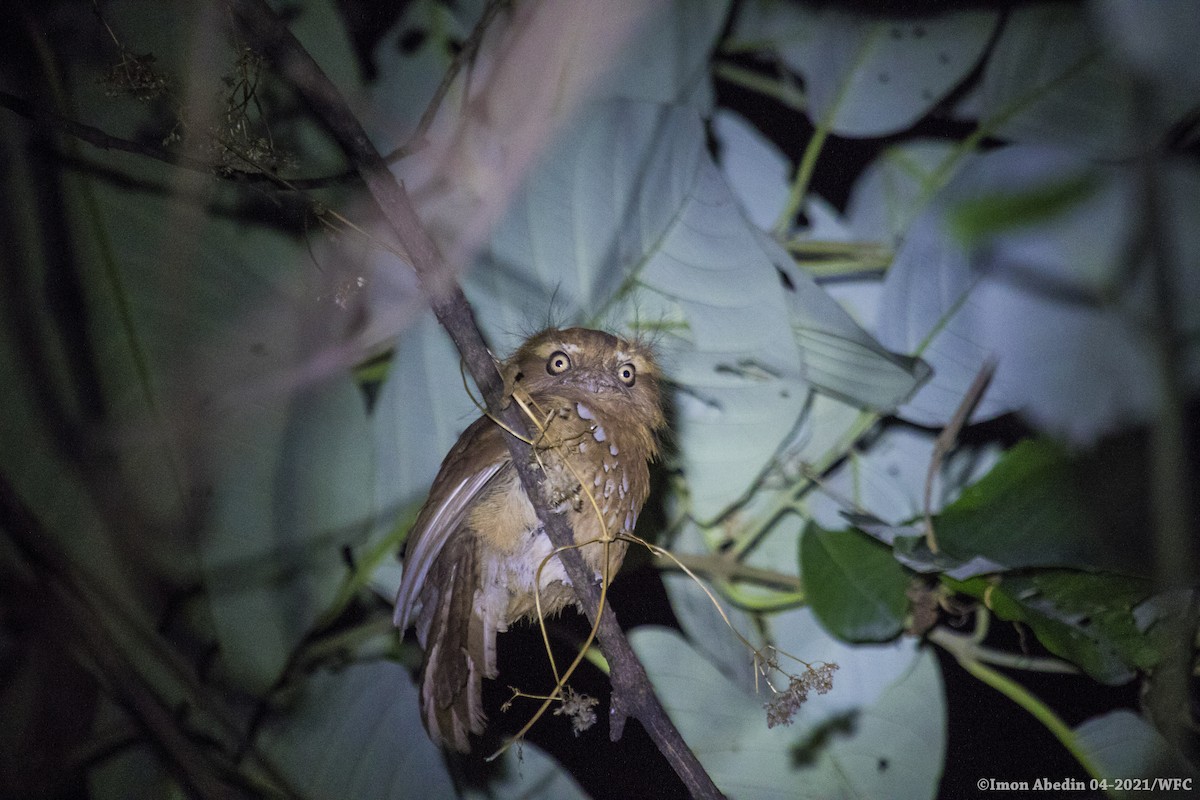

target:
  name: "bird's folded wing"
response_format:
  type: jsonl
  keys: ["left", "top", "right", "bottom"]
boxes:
{"left": 393, "top": 417, "right": 511, "bottom": 631}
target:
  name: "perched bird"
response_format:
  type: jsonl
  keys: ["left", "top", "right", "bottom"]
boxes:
{"left": 394, "top": 327, "right": 666, "bottom": 752}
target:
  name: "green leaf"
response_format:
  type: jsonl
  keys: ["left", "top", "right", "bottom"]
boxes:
{"left": 630, "top": 625, "right": 944, "bottom": 800}
{"left": 801, "top": 524, "right": 909, "bottom": 642}
{"left": 373, "top": 313, "right": 479, "bottom": 530}
{"left": 933, "top": 438, "right": 1144, "bottom": 574}
{"left": 205, "top": 377, "right": 375, "bottom": 692}
{"left": 846, "top": 140, "right": 960, "bottom": 243}
{"left": 763, "top": 237, "right": 930, "bottom": 413}
{"left": 803, "top": 425, "right": 1001, "bottom": 534}
{"left": 663, "top": 520, "right": 766, "bottom": 687}
{"left": 876, "top": 145, "right": 1157, "bottom": 441}
{"left": 947, "top": 571, "right": 1161, "bottom": 684}
{"left": 949, "top": 172, "right": 1099, "bottom": 244}
{"left": 259, "top": 662, "right": 457, "bottom": 799}
{"left": 954, "top": 4, "right": 1141, "bottom": 156}
{"left": 590, "top": 0, "right": 732, "bottom": 109}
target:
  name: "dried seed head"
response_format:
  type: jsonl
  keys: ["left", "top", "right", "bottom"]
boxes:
{"left": 763, "top": 662, "right": 839, "bottom": 728}
{"left": 554, "top": 687, "right": 599, "bottom": 736}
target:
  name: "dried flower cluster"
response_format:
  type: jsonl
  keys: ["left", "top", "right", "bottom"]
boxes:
{"left": 98, "top": 21, "right": 294, "bottom": 176}
{"left": 763, "top": 661, "right": 839, "bottom": 729}
{"left": 209, "top": 48, "right": 295, "bottom": 175}
{"left": 502, "top": 684, "right": 599, "bottom": 738}
{"left": 100, "top": 50, "right": 169, "bottom": 100}
{"left": 553, "top": 686, "right": 599, "bottom": 736}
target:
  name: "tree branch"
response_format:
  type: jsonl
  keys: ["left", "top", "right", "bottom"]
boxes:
{"left": 0, "top": 88, "right": 350, "bottom": 189}
{"left": 222, "top": 1, "right": 724, "bottom": 797}
{"left": 0, "top": 89, "right": 215, "bottom": 172}
{"left": 0, "top": 473, "right": 266, "bottom": 800}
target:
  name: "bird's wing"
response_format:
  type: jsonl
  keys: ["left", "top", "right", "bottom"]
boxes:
{"left": 393, "top": 416, "right": 510, "bottom": 631}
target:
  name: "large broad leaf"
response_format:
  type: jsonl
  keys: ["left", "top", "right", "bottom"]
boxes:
{"left": 26, "top": 85, "right": 373, "bottom": 703}
{"left": 845, "top": 140, "right": 962, "bottom": 245}
{"left": 464, "top": 100, "right": 806, "bottom": 522}
{"left": 630, "top": 625, "right": 944, "bottom": 799}
{"left": 372, "top": 312, "right": 480, "bottom": 529}
{"left": 0, "top": 124, "right": 148, "bottom": 631}
{"left": 710, "top": 120, "right": 932, "bottom": 412}
{"left": 259, "top": 661, "right": 587, "bottom": 800}
{"left": 285, "top": 0, "right": 363, "bottom": 104}
{"left": 590, "top": 0, "right": 732, "bottom": 110}
{"left": 370, "top": 0, "right": 729, "bottom": 153}
{"left": 205, "top": 376, "right": 374, "bottom": 692}
{"left": 712, "top": 109, "right": 792, "bottom": 231}
{"left": 365, "top": 0, "right": 483, "bottom": 150}
{"left": 803, "top": 425, "right": 1001, "bottom": 533}
{"left": 259, "top": 661, "right": 456, "bottom": 799}
{"left": 87, "top": 702, "right": 179, "bottom": 799}
{"left": 953, "top": 4, "right": 1156, "bottom": 158}
{"left": 462, "top": 739, "right": 591, "bottom": 800}
{"left": 735, "top": 2, "right": 997, "bottom": 137}
{"left": 771, "top": 238, "right": 930, "bottom": 413}
{"left": 1092, "top": 0, "right": 1200, "bottom": 98}
{"left": 663, "top": 520, "right": 767, "bottom": 688}
{"left": 773, "top": 393, "right": 872, "bottom": 486}
{"left": 876, "top": 145, "right": 1162, "bottom": 441}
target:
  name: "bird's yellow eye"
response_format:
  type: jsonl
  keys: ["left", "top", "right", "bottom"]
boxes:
{"left": 617, "top": 362, "right": 636, "bottom": 386}
{"left": 547, "top": 351, "right": 572, "bottom": 375}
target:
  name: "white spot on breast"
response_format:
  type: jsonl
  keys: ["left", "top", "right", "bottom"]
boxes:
{"left": 602, "top": 461, "right": 610, "bottom": 473}
{"left": 576, "top": 403, "right": 594, "bottom": 420}
{"left": 620, "top": 472, "right": 629, "bottom": 497}
{"left": 579, "top": 441, "right": 588, "bottom": 454}
{"left": 609, "top": 443, "right": 619, "bottom": 456}
{"left": 594, "top": 473, "right": 603, "bottom": 487}
{"left": 624, "top": 510, "right": 634, "bottom": 531}
{"left": 592, "top": 425, "right": 606, "bottom": 442}
{"left": 604, "top": 478, "right": 615, "bottom": 498}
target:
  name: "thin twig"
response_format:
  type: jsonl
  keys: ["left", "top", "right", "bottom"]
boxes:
{"left": 0, "top": 89, "right": 215, "bottom": 172}
{"left": 0, "top": 89, "right": 361, "bottom": 190}
{"left": 927, "top": 625, "right": 1078, "bottom": 675}
{"left": 924, "top": 359, "right": 994, "bottom": 553}
{"left": 653, "top": 550, "right": 803, "bottom": 593}
{"left": 388, "top": 0, "right": 508, "bottom": 162}
{"left": 221, "top": 2, "right": 724, "bottom": 796}
{"left": 0, "top": 473, "right": 277, "bottom": 800}
{"left": 929, "top": 616, "right": 1112, "bottom": 795}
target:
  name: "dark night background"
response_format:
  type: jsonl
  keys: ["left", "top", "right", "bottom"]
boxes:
{"left": 2, "top": 0, "right": 1195, "bottom": 798}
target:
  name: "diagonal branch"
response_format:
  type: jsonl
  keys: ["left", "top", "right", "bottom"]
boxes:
{"left": 222, "top": 1, "right": 724, "bottom": 798}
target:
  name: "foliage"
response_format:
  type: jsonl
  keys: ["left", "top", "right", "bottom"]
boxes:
{"left": 1, "top": 0, "right": 1198, "bottom": 798}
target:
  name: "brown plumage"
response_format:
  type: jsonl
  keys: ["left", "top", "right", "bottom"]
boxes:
{"left": 394, "top": 327, "right": 666, "bottom": 752}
